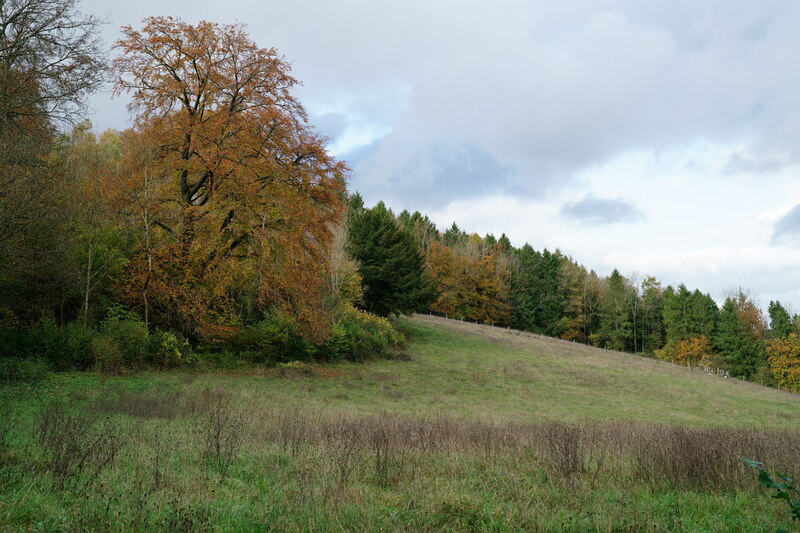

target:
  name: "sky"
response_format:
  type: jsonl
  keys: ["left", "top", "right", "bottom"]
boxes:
{"left": 81, "top": 0, "right": 800, "bottom": 313}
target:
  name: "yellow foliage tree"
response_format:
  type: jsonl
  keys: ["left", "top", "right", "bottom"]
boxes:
{"left": 655, "top": 335, "right": 715, "bottom": 367}
{"left": 766, "top": 334, "right": 800, "bottom": 393}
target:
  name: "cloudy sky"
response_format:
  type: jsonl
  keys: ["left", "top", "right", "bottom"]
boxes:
{"left": 82, "top": 0, "right": 800, "bottom": 312}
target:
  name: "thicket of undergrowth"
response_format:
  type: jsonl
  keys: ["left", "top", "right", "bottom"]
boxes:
{"left": 0, "top": 306, "right": 406, "bottom": 379}
{"left": 0, "top": 387, "right": 796, "bottom": 531}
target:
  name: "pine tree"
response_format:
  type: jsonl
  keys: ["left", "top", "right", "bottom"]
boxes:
{"left": 598, "top": 269, "right": 633, "bottom": 351}
{"left": 662, "top": 284, "right": 691, "bottom": 342}
{"left": 768, "top": 300, "right": 792, "bottom": 338}
{"left": 714, "top": 297, "right": 765, "bottom": 379}
{"left": 510, "top": 244, "right": 537, "bottom": 331}
{"left": 639, "top": 276, "right": 664, "bottom": 353}
{"left": 347, "top": 200, "right": 432, "bottom": 317}
{"left": 509, "top": 246, "right": 566, "bottom": 335}
{"left": 688, "top": 290, "right": 719, "bottom": 338}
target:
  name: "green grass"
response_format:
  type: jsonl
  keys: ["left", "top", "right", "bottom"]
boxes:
{"left": 1, "top": 314, "right": 799, "bottom": 531}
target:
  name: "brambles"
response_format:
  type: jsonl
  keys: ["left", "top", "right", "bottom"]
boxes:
{"left": 744, "top": 457, "right": 800, "bottom": 531}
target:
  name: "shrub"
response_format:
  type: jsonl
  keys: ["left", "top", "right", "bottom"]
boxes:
{"left": 101, "top": 319, "right": 149, "bottom": 366}
{"left": 60, "top": 323, "right": 97, "bottom": 370}
{"left": 654, "top": 336, "right": 715, "bottom": 367}
{"left": 0, "top": 322, "right": 96, "bottom": 371}
{"left": 0, "top": 357, "right": 51, "bottom": 383}
{"left": 148, "top": 330, "right": 191, "bottom": 369}
{"left": 235, "top": 309, "right": 317, "bottom": 363}
{"left": 328, "top": 305, "right": 405, "bottom": 361}
{"left": 90, "top": 335, "right": 123, "bottom": 371}
{"left": 195, "top": 348, "right": 246, "bottom": 371}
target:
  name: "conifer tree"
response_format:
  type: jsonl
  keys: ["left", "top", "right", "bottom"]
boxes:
{"left": 347, "top": 199, "right": 432, "bottom": 317}
{"left": 768, "top": 300, "right": 793, "bottom": 338}
{"left": 714, "top": 297, "right": 765, "bottom": 379}
{"left": 639, "top": 276, "right": 664, "bottom": 353}
{"left": 662, "top": 284, "right": 691, "bottom": 342}
{"left": 509, "top": 246, "right": 566, "bottom": 335}
{"left": 598, "top": 269, "right": 633, "bottom": 351}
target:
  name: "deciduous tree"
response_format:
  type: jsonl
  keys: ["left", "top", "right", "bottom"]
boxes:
{"left": 766, "top": 334, "right": 800, "bottom": 392}
{"left": 113, "top": 17, "right": 346, "bottom": 341}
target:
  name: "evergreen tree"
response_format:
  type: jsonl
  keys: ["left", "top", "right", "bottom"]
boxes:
{"left": 537, "top": 249, "right": 567, "bottom": 335}
{"left": 347, "top": 200, "right": 432, "bottom": 317}
{"left": 639, "top": 276, "right": 664, "bottom": 353}
{"left": 598, "top": 269, "right": 633, "bottom": 351}
{"left": 561, "top": 260, "right": 602, "bottom": 344}
{"left": 509, "top": 246, "right": 566, "bottom": 336}
{"left": 768, "top": 300, "right": 792, "bottom": 338}
{"left": 662, "top": 284, "right": 717, "bottom": 343}
{"left": 510, "top": 244, "right": 538, "bottom": 331}
{"left": 688, "top": 290, "right": 719, "bottom": 338}
{"left": 662, "top": 284, "right": 691, "bottom": 342}
{"left": 443, "top": 222, "right": 467, "bottom": 248}
{"left": 714, "top": 297, "right": 764, "bottom": 379}
{"left": 497, "top": 233, "right": 512, "bottom": 251}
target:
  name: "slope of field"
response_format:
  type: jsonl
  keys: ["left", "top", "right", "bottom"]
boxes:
{"left": 376, "top": 314, "right": 800, "bottom": 428}
{"left": 96, "top": 312, "right": 795, "bottom": 429}
{"left": 1, "top": 314, "right": 799, "bottom": 532}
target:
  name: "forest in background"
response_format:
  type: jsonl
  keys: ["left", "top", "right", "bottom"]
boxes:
{"left": 1, "top": 1, "right": 799, "bottom": 394}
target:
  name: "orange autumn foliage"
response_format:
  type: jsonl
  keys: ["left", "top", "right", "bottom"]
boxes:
{"left": 112, "top": 18, "right": 346, "bottom": 342}
{"left": 426, "top": 239, "right": 510, "bottom": 325}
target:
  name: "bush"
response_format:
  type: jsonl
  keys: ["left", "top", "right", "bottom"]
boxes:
{"left": 90, "top": 319, "right": 149, "bottom": 371}
{"left": 101, "top": 319, "right": 149, "bottom": 366}
{"left": 235, "top": 309, "right": 317, "bottom": 363}
{"left": 60, "top": 323, "right": 97, "bottom": 370}
{"left": 148, "top": 330, "right": 191, "bottom": 368}
{"left": 0, "top": 322, "right": 96, "bottom": 371}
{"left": 0, "top": 357, "right": 51, "bottom": 383}
{"left": 195, "top": 348, "right": 246, "bottom": 371}
{"left": 90, "top": 335, "right": 123, "bottom": 371}
{"left": 0, "top": 318, "right": 197, "bottom": 372}
{"left": 328, "top": 305, "right": 405, "bottom": 361}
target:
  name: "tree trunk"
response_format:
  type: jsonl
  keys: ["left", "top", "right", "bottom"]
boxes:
{"left": 83, "top": 246, "right": 92, "bottom": 326}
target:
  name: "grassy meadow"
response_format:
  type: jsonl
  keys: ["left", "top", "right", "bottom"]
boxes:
{"left": 1, "top": 314, "right": 800, "bottom": 531}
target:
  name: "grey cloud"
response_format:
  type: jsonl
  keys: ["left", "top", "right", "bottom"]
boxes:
{"left": 773, "top": 204, "right": 800, "bottom": 242}
{"left": 351, "top": 141, "right": 512, "bottom": 209}
{"left": 723, "top": 150, "right": 790, "bottom": 175}
{"left": 560, "top": 194, "right": 644, "bottom": 225}
{"left": 82, "top": 0, "right": 800, "bottom": 205}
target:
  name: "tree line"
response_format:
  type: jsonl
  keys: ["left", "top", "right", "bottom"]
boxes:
{"left": 346, "top": 198, "right": 800, "bottom": 393}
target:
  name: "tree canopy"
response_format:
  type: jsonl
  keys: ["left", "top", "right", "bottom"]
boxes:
{"left": 112, "top": 17, "right": 347, "bottom": 341}
{"left": 347, "top": 198, "right": 431, "bottom": 317}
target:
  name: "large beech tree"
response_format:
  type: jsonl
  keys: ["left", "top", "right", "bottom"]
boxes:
{"left": 112, "top": 17, "right": 346, "bottom": 341}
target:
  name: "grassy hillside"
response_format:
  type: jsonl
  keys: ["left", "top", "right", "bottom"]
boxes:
{"left": 1, "top": 315, "right": 799, "bottom": 531}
